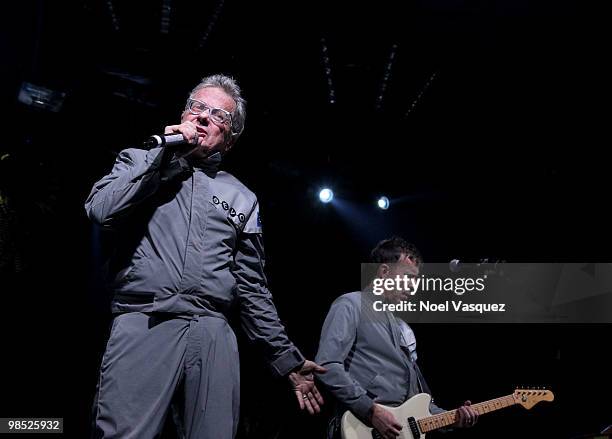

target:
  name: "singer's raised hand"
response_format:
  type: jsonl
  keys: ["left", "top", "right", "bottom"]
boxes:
{"left": 164, "top": 121, "right": 200, "bottom": 145}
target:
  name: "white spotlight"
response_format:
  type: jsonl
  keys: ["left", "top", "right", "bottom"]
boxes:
{"left": 377, "top": 196, "right": 390, "bottom": 210}
{"left": 319, "top": 188, "right": 334, "bottom": 203}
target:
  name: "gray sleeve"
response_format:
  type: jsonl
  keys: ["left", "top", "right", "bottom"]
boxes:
{"left": 429, "top": 400, "right": 446, "bottom": 415}
{"left": 84, "top": 147, "right": 190, "bottom": 228}
{"left": 233, "top": 202, "right": 305, "bottom": 377}
{"left": 315, "top": 296, "right": 375, "bottom": 421}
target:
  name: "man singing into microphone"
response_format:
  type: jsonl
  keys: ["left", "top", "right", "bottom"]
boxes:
{"left": 85, "top": 74, "right": 325, "bottom": 439}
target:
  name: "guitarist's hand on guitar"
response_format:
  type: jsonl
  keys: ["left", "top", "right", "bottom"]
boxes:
{"left": 453, "top": 400, "right": 479, "bottom": 428}
{"left": 288, "top": 360, "right": 327, "bottom": 415}
{"left": 370, "top": 403, "right": 403, "bottom": 439}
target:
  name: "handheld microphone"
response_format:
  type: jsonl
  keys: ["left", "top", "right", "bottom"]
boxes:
{"left": 143, "top": 133, "right": 187, "bottom": 149}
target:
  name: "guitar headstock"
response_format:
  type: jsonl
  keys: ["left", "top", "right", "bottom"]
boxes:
{"left": 513, "top": 388, "right": 555, "bottom": 409}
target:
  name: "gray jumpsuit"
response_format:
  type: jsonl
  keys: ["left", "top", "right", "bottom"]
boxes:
{"left": 85, "top": 147, "right": 304, "bottom": 439}
{"left": 315, "top": 291, "right": 445, "bottom": 438}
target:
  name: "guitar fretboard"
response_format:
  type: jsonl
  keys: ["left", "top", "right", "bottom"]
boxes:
{"left": 417, "top": 394, "right": 516, "bottom": 433}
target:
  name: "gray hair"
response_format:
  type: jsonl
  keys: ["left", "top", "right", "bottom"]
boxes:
{"left": 188, "top": 74, "right": 246, "bottom": 140}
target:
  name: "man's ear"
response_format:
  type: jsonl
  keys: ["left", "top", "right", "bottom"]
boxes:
{"left": 224, "top": 136, "right": 235, "bottom": 153}
{"left": 377, "top": 263, "right": 390, "bottom": 278}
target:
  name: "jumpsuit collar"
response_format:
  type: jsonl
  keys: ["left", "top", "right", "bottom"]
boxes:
{"left": 190, "top": 151, "right": 222, "bottom": 177}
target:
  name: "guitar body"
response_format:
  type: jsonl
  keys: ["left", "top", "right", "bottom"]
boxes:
{"left": 340, "top": 388, "right": 554, "bottom": 439}
{"left": 341, "top": 393, "right": 433, "bottom": 439}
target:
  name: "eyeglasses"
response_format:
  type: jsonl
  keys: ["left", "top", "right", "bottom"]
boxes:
{"left": 186, "top": 98, "right": 233, "bottom": 128}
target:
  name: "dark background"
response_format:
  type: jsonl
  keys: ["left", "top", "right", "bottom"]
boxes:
{"left": 1, "top": 0, "right": 610, "bottom": 437}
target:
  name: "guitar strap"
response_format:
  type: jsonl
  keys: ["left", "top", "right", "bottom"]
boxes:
{"left": 391, "top": 313, "right": 433, "bottom": 397}
{"left": 413, "top": 362, "right": 432, "bottom": 395}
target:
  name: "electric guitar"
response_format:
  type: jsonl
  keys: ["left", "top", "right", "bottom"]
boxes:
{"left": 341, "top": 388, "right": 554, "bottom": 439}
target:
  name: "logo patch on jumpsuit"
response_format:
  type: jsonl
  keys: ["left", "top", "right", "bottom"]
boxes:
{"left": 212, "top": 195, "right": 246, "bottom": 223}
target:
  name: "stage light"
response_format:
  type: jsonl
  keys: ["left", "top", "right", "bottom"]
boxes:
{"left": 18, "top": 82, "right": 66, "bottom": 112}
{"left": 377, "top": 196, "right": 390, "bottom": 210}
{"left": 160, "top": 0, "right": 172, "bottom": 34}
{"left": 319, "top": 188, "right": 334, "bottom": 203}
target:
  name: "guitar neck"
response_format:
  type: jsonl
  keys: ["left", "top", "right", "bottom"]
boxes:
{"left": 418, "top": 394, "right": 517, "bottom": 433}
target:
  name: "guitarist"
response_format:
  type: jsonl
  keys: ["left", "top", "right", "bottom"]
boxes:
{"left": 315, "top": 237, "right": 478, "bottom": 439}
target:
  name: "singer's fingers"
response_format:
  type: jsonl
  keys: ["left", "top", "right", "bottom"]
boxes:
{"left": 164, "top": 125, "right": 181, "bottom": 135}
{"left": 164, "top": 124, "right": 193, "bottom": 136}
{"left": 164, "top": 123, "right": 199, "bottom": 144}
